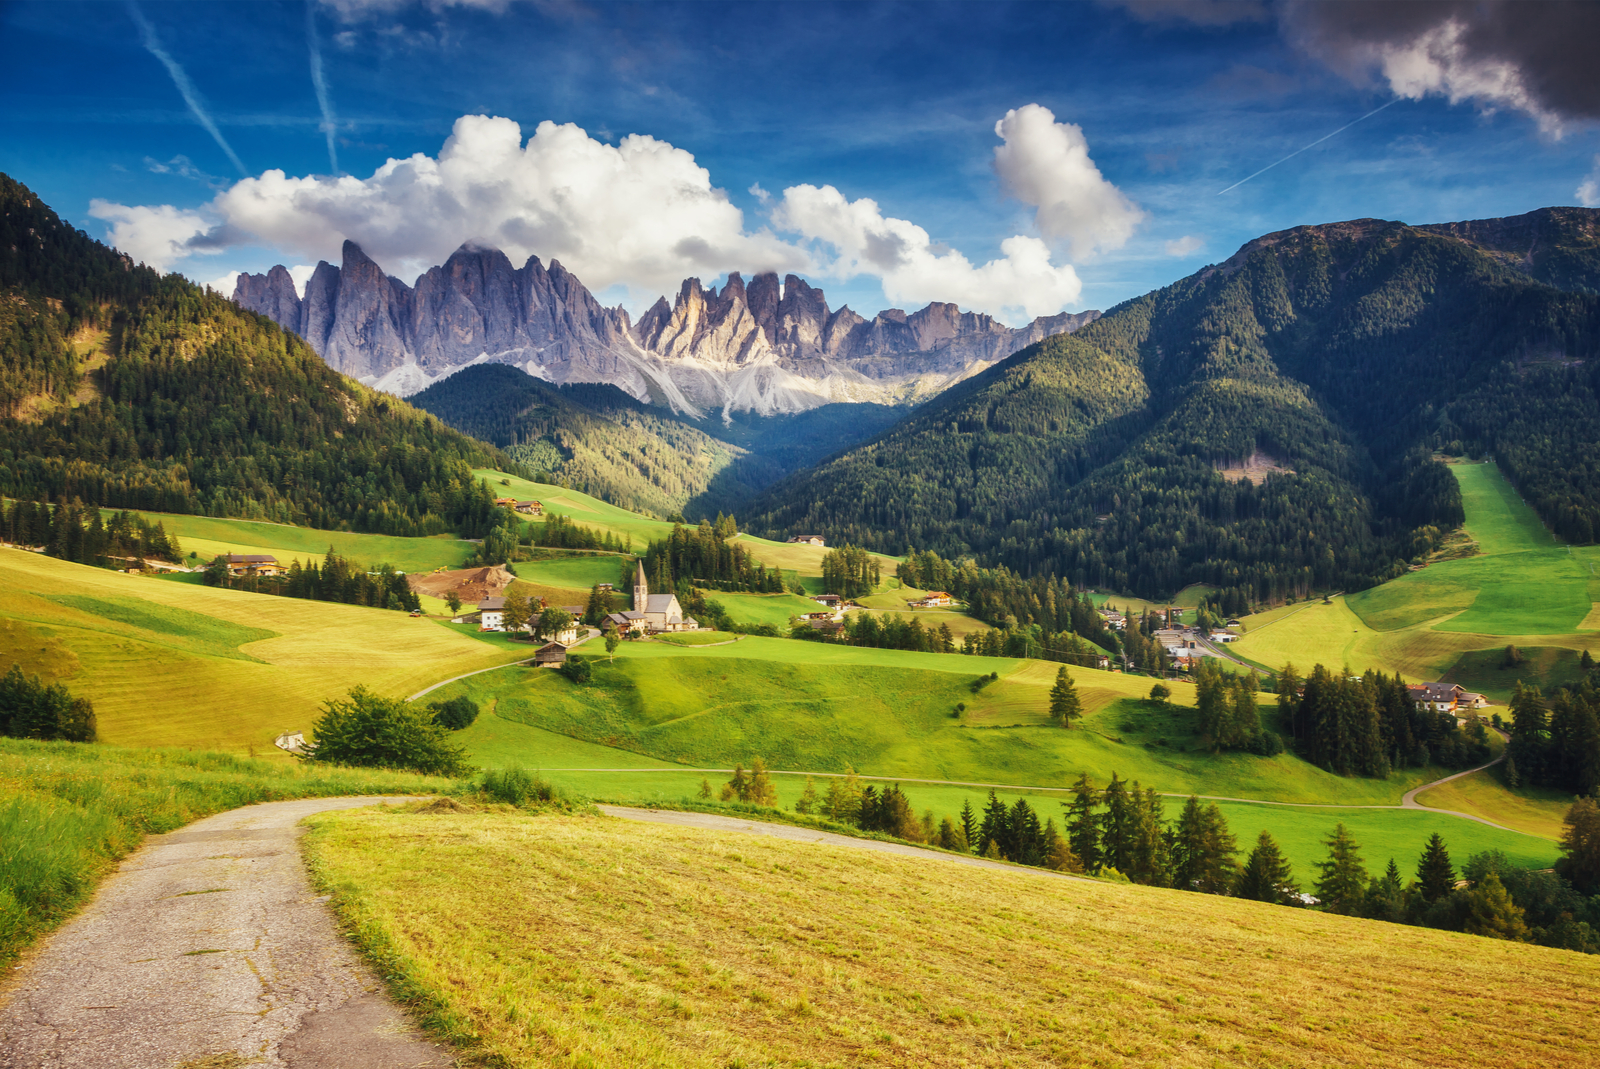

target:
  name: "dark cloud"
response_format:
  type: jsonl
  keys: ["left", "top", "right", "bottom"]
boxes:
{"left": 1284, "top": 1, "right": 1600, "bottom": 126}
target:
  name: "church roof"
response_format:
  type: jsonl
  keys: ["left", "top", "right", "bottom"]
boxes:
{"left": 645, "top": 594, "right": 679, "bottom": 613}
{"left": 636, "top": 560, "right": 648, "bottom": 587}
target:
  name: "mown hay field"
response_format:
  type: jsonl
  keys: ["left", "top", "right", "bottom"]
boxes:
{"left": 305, "top": 805, "right": 1595, "bottom": 1069}
{"left": 98, "top": 509, "right": 477, "bottom": 574}
{"left": 0, "top": 548, "right": 523, "bottom": 752}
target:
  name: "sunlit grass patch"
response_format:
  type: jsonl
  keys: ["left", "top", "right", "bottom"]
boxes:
{"left": 306, "top": 805, "right": 1599, "bottom": 1069}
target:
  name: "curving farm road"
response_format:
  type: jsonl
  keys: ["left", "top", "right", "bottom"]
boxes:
{"left": 0, "top": 797, "right": 451, "bottom": 1069}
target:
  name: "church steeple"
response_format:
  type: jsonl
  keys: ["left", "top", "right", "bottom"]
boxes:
{"left": 634, "top": 559, "right": 648, "bottom": 610}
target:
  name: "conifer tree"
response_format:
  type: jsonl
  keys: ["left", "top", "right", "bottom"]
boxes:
{"left": 1171, "top": 797, "right": 1238, "bottom": 894}
{"left": 1314, "top": 823, "right": 1368, "bottom": 914}
{"left": 979, "top": 790, "right": 1011, "bottom": 858}
{"left": 720, "top": 764, "right": 751, "bottom": 802}
{"left": 747, "top": 757, "right": 778, "bottom": 806}
{"left": 1556, "top": 796, "right": 1600, "bottom": 894}
{"left": 1461, "top": 872, "right": 1530, "bottom": 941}
{"left": 958, "top": 799, "right": 979, "bottom": 853}
{"left": 698, "top": 777, "right": 712, "bottom": 799}
{"left": 1065, "top": 773, "right": 1101, "bottom": 872}
{"left": 1049, "top": 666, "right": 1083, "bottom": 727}
{"left": 1236, "top": 830, "right": 1298, "bottom": 905}
{"left": 1415, "top": 833, "right": 1457, "bottom": 904}
{"left": 1044, "top": 819, "right": 1082, "bottom": 872}
{"left": 1363, "top": 858, "right": 1406, "bottom": 921}
{"left": 1100, "top": 774, "right": 1134, "bottom": 875}
{"left": 795, "top": 775, "right": 818, "bottom": 814}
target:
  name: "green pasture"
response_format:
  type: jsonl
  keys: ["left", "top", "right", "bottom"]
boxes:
{"left": 473, "top": 470, "right": 676, "bottom": 545}
{"left": 707, "top": 591, "right": 823, "bottom": 628}
{"left": 102, "top": 510, "right": 476, "bottom": 574}
{"left": 1442, "top": 646, "right": 1589, "bottom": 703}
{"left": 514, "top": 554, "right": 631, "bottom": 593}
{"left": 437, "top": 642, "right": 1463, "bottom": 806}
{"left": 654, "top": 631, "right": 740, "bottom": 646}
{"left": 453, "top": 711, "right": 1556, "bottom": 875}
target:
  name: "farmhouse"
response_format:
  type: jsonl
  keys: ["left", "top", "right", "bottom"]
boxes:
{"left": 1407, "top": 682, "right": 1467, "bottom": 712}
{"left": 812, "top": 593, "right": 841, "bottom": 608}
{"left": 221, "top": 553, "right": 282, "bottom": 577}
{"left": 478, "top": 596, "right": 507, "bottom": 632}
{"left": 1099, "top": 611, "right": 1126, "bottom": 630}
{"left": 494, "top": 496, "right": 517, "bottom": 507}
{"left": 913, "top": 591, "right": 954, "bottom": 607}
{"left": 632, "top": 562, "right": 699, "bottom": 632}
{"left": 1210, "top": 630, "right": 1238, "bottom": 644}
{"left": 604, "top": 610, "right": 649, "bottom": 635}
{"left": 787, "top": 535, "right": 826, "bottom": 546}
{"left": 533, "top": 641, "right": 568, "bottom": 667}
{"left": 513, "top": 500, "right": 543, "bottom": 515}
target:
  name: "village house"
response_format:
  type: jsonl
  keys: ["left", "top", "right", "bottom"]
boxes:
{"left": 1408, "top": 682, "right": 1467, "bottom": 712}
{"left": 1099, "top": 610, "right": 1126, "bottom": 630}
{"left": 513, "top": 500, "right": 543, "bottom": 515}
{"left": 494, "top": 496, "right": 517, "bottom": 507}
{"left": 912, "top": 591, "right": 954, "bottom": 608}
{"left": 812, "top": 593, "right": 841, "bottom": 609}
{"left": 533, "top": 641, "right": 568, "bottom": 667}
{"left": 1210, "top": 630, "right": 1238, "bottom": 644}
{"left": 787, "top": 535, "right": 826, "bottom": 546}
{"left": 477, "top": 596, "right": 508, "bottom": 632}
{"left": 604, "top": 610, "right": 649, "bottom": 635}
{"left": 222, "top": 554, "right": 282, "bottom": 578}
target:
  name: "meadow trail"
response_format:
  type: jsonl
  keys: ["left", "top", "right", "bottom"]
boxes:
{"left": 598, "top": 805, "right": 1097, "bottom": 881}
{"left": 0, "top": 797, "right": 451, "bottom": 1069}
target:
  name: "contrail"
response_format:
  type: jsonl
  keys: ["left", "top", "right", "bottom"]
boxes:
{"left": 306, "top": 1, "right": 339, "bottom": 174}
{"left": 1217, "top": 98, "right": 1400, "bottom": 196}
{"left": 127, "top": 1, "right": 247, "bottom": 176}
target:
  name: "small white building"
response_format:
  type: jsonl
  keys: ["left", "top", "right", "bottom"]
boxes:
{"left": 787, "top": 535, "right": 826, "bottom": 546}
{"left": 478, "top": 596, "right": 506, "bottom": 631}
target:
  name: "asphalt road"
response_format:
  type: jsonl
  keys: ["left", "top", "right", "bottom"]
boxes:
{"left": 0, "top": 796, "right": 452, "bottom": 1069}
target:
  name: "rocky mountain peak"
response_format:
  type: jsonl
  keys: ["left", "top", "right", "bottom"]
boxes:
{"left": 233, "top": 239, "right": 1100, "bottom": 415}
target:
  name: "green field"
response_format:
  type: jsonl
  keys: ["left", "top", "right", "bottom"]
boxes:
{"left": 102, "top": 510, "right": 478, "bottom": 574}
{"left": 473, "top": 469, "right": 678, "bottom": 544}
{"left": 0, "top": 548, "right": 525, "bottom": 753}
{"left": 306, "top": 805, "right": 1595, "bottom": 1069}
{"left": 513, "top": 554, "right": 631, "bottom": 593}
{"left": 1234, "top": 462, "right": 1599, "bottom": 685}
{"left": 705, "top": 590, "right": 823, "bottom": 628}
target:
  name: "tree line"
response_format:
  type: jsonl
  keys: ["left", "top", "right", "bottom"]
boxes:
{"left": 1506, "top": 678, "right": 1600, "bottom": 797}
{"left": 203, "top": 547, "right": 422, "bottom": 614}
{"left": 2, "top": 497, "right": 183, "bottom": 567}
{"left": 640, "top": 517, "right": 788, "bottom": 594}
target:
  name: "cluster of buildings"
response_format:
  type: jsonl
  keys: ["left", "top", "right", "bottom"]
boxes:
{"left": 492, "top": 497, "right": 544, "bottom": 515}
{"left": 1406, "top": 682, "right": 1490, "bottom": 714}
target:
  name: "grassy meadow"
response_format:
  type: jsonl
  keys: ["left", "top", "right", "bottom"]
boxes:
{"left": 0, "top": 548, "right": 526, "bottom": 752}
{"left": 98, "top": 509, "right": 478, "bottom": 574}
{"left": 305, "top": 804, "right": 1596, "bottom": 1069}
{"left": 1232, "top": 462, "right": 1599, "bottom": 684}
{"left": 0, "top": 738, "right": 449, "bottom": 966}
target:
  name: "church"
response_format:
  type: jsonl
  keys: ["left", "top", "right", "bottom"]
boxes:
{"left": 605, "top": 561, "right": 699, "bottom": 634}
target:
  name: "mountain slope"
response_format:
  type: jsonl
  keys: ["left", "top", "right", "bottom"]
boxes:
{"left": 407, "top": 364, "right": 905, "bottom": 520}
{"left": 749, "top": 209, "right": 1600, "bottom": 601}
{"left": 232, "top": 241, "right": 1099, "bottom": 415}
{"left": 0, "top": 174, "right": 510, "bottom": 537}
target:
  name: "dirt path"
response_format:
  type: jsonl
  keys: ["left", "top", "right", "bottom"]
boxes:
{"left": 0, "top": 797, "right": 451, "bottom": 1069}
{"left": 598, "top": 805, "right": 1093, "bottom": 882}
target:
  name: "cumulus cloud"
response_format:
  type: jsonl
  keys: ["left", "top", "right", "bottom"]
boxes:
{"left": 1579, "top": 157, "right": 1600, "bottom": 209}
{"left": 774, "top": 184, "right": 1081, "bottom": 320}
{"left": 992, "top": 104, "right": 1144, "bottom": 258}
{"left": 88, "top": 200, "right": 213, "bottom": 272}
{"left": 100, "top": 113, "right": 1096, "bottom": 321}
{"left": 163, "top": 114, "right": 804, "bottom": 297}
{"left": 1284, "top": 1, "right": 1600, "bottom": 137}
{"left": 1164, "top": 235, "right": 1205, "bottom": 257}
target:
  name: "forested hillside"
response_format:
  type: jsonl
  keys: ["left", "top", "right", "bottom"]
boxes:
{"left": 749, "top": 210, "right": 1600, "bottom": 603}
{"left": 0, "top": 175, "right": 510, "bottom": 536}
{"left": 409, "top": 363, "right": 902, "bottom": 520}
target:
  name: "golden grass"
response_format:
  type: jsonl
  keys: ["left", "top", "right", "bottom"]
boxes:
{"left": 1413, "top": 770, "right": 1573, "bottom": 840}
{"left": 0, "top": 548, "right": 522, "bottom": 753}
{"left": 306, "top": 806, "right": 1600, "bottom": 1069}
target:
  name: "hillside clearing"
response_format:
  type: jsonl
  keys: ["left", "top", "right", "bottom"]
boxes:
{"left": 305, "top": 805, "right": 1597, "bottom": 1069}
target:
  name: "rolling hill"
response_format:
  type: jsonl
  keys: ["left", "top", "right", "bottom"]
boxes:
{"left": 748, "top": 209, "right": 1600, "bottom": 606}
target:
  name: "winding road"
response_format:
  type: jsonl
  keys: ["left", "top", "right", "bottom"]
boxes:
{"left": 0, "top": 797, "right": 450, "bottom": 1069}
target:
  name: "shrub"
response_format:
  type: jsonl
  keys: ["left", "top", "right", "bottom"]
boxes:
{"left": 428, "top": 696, "right": 480, "bottom": 731}
{"left": 559, "top": 655, "right": 592, "bottom": 684}
{"left": 305, "top": 687, "right": 469, "bottom": 776}
{"left": 476, "top": 768, "right": 568, "bottom": 808}
{"left": 0, "top": 666, "right": 96, "bottom": 743}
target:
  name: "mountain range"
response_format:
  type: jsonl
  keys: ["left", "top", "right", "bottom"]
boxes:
{"left": 231, "top": 242, "right": 1098, "bottom": 416}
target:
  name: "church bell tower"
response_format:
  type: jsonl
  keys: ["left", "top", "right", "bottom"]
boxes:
{"left": 634, "top": 560, "right": 649, "bottom": 611}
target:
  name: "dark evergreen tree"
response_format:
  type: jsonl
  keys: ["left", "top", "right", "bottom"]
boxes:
{"left": 1416, "top": 833, "right": 1458, "bottom": 905}
{"left": 1236, "top": 830, "right": 1298, "bottom": 905}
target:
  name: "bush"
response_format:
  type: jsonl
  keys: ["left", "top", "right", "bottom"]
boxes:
{"left": 305, "top": 687, "right": 469, "bottom": 776}
{"left": 1249, "top": 730, "right": 1285, "bottom": 756}
{"left": 476, "top": 768, "right": 569, "bottom": 807}
{"left": 427, "top": 696, "right": 480, "bottom": 731}
{"left": 0, "top": 666, "right": 96, "bottom": 743}
{"left": 559, "top": 655, "right": 592, "bottom": 684}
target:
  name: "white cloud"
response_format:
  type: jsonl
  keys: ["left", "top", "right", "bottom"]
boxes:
{"left": 1164, "top": 234, "right": 1205, "bottom": 257}
{"left": 992, "top": 103, "right": 1144, "bottom": 258}
{"left": 748, "top": 182, "right": 771, "bottom": 204}
{"left": 1373, "top": 19, "right": 1562, "bottom": 135}
{"left": 289, "top": 264, "right": 318, "bottom": 297}
{"left": 87, "top": 199, "right": 213, "bottom": 272}
{"left": 101, "top": 112, "right": 1094, "bottom": 322}
{"left": 774, "top": 184, "right": 1080, "bottom": 321}
{"left": 195, "top": 114, "right": 805, "bottom": 297}
{"left": 205, "top": 270, "right": 241, "bottom": 295}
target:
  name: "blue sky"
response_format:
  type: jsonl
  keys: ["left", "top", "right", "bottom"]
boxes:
{"left": 3, "top": 0, "right": 1597, "bottom": 323}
